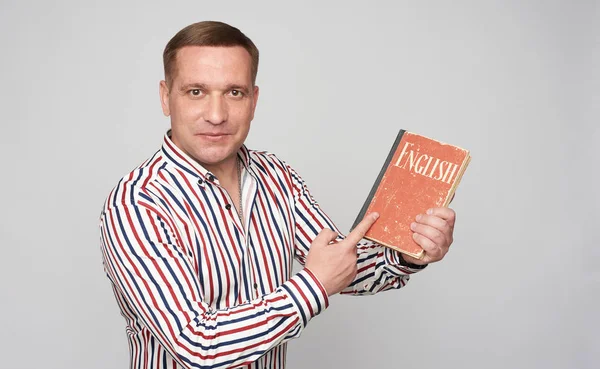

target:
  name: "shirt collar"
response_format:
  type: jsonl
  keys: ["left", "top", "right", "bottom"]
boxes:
{"left": 161, "top": 130, "right": 251, "bottom": 180}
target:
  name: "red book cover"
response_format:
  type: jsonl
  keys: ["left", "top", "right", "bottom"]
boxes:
{"left": 352, "top": 129, "right": 471, "bottom": 259}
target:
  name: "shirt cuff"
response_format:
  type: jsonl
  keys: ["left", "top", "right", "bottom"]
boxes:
{"left": 280, "top": 268, "right": 329, "bottom": 328}
{"left": 384, "top": 247, "right": 428, "bottom": 274}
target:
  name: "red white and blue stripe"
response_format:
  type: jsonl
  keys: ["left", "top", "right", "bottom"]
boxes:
{"left": 99, "top": 131, "right": 421, "bottom": 369}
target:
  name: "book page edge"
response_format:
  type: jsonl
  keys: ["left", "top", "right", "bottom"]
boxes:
{"left": 364, "top": 235, "right": 425, "bottom": 260}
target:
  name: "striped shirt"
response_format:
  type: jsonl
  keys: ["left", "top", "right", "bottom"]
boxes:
{"left": 99, "top": 131, "right": 423, "bottom": 369}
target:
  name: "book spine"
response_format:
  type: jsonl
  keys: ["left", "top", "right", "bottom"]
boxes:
{"left": 351, "top": 129, "right": 406, "bottom": 231}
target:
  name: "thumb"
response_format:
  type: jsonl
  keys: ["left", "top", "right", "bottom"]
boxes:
{"left": 313, "top": 228, "right": 339, "bottom": 247}
{"left": 346, "top": 212, "right": 379, "bottom": 245}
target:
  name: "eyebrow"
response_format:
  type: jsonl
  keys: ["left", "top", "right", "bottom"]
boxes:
{"left": 178, "top": 83, "right": 208, "bottom": 93}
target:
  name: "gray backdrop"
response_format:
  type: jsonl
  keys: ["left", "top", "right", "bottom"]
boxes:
{"left": 1, "top": 1, "right": 598, "bottom": 368}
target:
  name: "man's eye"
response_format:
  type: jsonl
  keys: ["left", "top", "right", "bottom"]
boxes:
{"left": 189, "top": 89, "right": 202, "bottom": 96}
{"left": 230, "top": 89, "right": 243, "bottom": 97}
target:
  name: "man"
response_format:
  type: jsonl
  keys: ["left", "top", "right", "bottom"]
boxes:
{"left": 99, "top": 21, "right": 455, "bottom": 369}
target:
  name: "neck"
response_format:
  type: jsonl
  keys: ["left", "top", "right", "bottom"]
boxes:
{"left": 204, "top": 155, "right": 239, "bottom": 183}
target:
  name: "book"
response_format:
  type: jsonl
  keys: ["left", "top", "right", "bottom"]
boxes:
{"left": 351, "top": 129, "right": 471, "bottom": 260}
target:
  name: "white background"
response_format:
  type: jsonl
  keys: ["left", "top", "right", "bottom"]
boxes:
{"left": 1, "top": 1, "right": 598, "bottom": 368}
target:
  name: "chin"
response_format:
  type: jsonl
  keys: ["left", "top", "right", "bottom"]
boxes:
{"left": 192, "top": 147, "right": 237, "bottom": 167}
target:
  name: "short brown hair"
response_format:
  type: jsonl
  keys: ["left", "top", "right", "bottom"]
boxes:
{"left": 163, "top": 21, "right": 259, "bottom": 87}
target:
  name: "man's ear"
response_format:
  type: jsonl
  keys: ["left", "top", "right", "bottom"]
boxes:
{"left": 250, "top": 85, "right": 260, "bottom": 120}
{"left": 159, "top": 80, "right": 171, "bottom": 117}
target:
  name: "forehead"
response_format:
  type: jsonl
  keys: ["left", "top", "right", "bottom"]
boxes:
{"left": 172, "top": 46, "right": 253, "bottom": 85}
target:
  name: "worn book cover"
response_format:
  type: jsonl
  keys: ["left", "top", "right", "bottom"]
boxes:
{"left": 352, "top": 129, "right": 471, "bottom": 259}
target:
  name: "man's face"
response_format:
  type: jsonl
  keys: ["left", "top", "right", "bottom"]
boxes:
{"left": 159, "top": 46, "right": 259, "bottom": 172}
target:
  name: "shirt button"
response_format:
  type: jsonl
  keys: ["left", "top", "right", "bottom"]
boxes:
{"left": 197, "top": 179, "right": 203, "bottom": 185}
{"left": 225, "top": 204, "right": 231, "bottom": 210}
{"left": 207, "top": 174, "right": 215, "bottom": 181}
{"left": 253, "top": 283, "right": 258, "bottom": 289}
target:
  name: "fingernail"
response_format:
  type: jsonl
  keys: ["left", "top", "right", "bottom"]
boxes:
{"left": 410, "top": 222, "right": 416, "bottom": 231}
{"left": 412, "top": 232, "right": 418, "bottom": 240}
{"left": 372, "top": 212, "right": 379, "bottom": 220}
{"left": 416, "top": 214, "right": 422, "bottom": 221}
{"left": 427, "top": 209, "right": 433, "bottom": 215}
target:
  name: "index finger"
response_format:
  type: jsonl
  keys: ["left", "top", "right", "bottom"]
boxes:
{"left": 426, "top": 207, "right": 456, "bottom": 227}
{"left": 346, "top": 212, "right": 379, "bottom": 245}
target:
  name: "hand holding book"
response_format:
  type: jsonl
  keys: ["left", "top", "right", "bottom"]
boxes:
{"left": 402, "top": 206, "right": 456, "bottom": 265}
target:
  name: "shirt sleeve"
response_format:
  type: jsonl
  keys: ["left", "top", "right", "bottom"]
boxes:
{"left": 99, "top": 193, "right": 328, "bottom": 369}
{"left": 287, "top": 163, "right": 426, "bottom": 296}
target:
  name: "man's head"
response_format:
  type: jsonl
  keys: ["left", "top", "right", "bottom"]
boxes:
{"left": 159, "top": 21, "right": 260, "bottom": 174}
{"left": 163, "top": 21, "right": 259, "bottom": 88}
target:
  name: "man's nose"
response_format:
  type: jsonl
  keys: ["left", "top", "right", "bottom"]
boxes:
{"left": 204, "top": 95, "right": 228, "bottom": 125}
